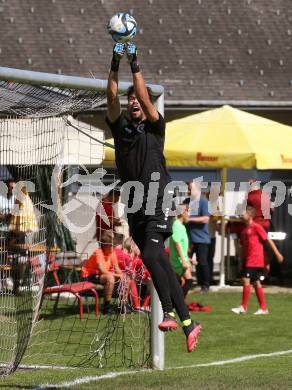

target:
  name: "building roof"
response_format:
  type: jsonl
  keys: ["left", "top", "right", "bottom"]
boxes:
{"left": 0, "top": 0, "right": 292, "bottom": 106}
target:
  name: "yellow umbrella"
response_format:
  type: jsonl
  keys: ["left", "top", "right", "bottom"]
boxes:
{"left": 104, "top": 105, "right": 292, "bottom": 169}
{"left": 163, "top": 105, "right": 292, "bottom": 169}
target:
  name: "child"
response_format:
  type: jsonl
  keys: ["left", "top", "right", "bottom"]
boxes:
{"left": 169, "top": 204, "right": 193, "bottom": 299}
{"left": 81, "top": 231, "right": 122, "bottom": 314}
{"left": 115, "top": 237, "right": 151, "bottom": 310}
{"left": 232, "top": 206, "right": 283, "bottom": 315}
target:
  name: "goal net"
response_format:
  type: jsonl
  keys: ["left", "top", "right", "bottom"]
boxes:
{"left": 0, "top": 67, "right": 162, "bottom": 376}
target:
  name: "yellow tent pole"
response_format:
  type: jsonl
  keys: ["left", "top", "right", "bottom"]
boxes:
{"left": 219, "top": 167, "right": 227, "bottom": 287}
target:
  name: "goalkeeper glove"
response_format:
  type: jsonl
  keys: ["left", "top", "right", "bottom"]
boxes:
{"left": 111, "top": 43, "right": 125, "bottom": 72}
{"left": 126, "top": 43, "right": 140, "bottom": 74}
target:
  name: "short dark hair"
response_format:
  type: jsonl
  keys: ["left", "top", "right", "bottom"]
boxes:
{"left": 113, "top": 232, "right": 124, "bottom": 246}
{"left": 104, "top": 188, "right": 120, "bottom": 200}
{"left": 100, "top": 230, "right": 114, "bottom": 247}
{"left": 5, "top": 178, "right": 15, "bottom": 185}
{"left": 126, "top": 85, "right": 153, "bottom": 102}
{"left": 246, "top": 205, "right": 256, "bottom": 218}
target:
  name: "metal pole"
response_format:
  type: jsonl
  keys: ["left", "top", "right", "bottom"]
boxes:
{"left": 150, "top": 92, "right": 165, "bottom": 370}
{"left": 0, "top": 66, "right": 164, "bottom": 96}
{"left": 150, "top": 284, "right": 164, "bottom": 370}
{"left": 219, "top": 167, "right": 227, "bottom": 287}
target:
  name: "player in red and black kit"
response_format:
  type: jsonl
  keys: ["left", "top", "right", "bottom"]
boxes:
{"left": 231, "top": 206, "right": 283, "bottom": 315}
{"left": 106, "top": 42, "right": 201, "bottom": 352}
{"left": 246, "top": 179, "right": 274, "bottom": 274}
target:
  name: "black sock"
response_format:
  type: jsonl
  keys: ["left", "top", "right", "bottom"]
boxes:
{"left": 183, "top": 321, "right": 195, "bottom": 337}
{"left": 103, "top": 301, "right": 110, "bottom": 309}
{"left": 182, "top": 279, "right": 193, "bottom": 297}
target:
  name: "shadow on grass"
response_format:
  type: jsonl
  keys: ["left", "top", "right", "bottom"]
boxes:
{"left": 40, "top": 301, "right": 98, "bottom": 320}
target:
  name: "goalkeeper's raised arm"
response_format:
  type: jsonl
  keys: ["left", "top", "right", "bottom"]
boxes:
{"left": 126, "top": 43, "right": 159, "bottom": 122}
{"left": 107, "top": 43, "right": 125, "bottom": 123}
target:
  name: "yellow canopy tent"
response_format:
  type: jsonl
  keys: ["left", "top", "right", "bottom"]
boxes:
{"left": 104, "top": 105, "right": 292, "bottom": 169}
{"left": 104, "top": 105, "right": 292, "bottom": 285}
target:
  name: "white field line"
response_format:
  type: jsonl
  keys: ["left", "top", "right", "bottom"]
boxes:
{"left": 32, "top": 348, "right": 292, "bottom": 389}
{"left": 18, "top": 364, "right": 78, "bottom": 370}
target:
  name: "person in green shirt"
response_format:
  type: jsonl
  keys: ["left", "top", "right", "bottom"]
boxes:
{"left": 170, "top": 204, "right": 194, "bottom": 298}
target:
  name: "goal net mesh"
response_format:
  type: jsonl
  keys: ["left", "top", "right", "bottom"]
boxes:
{"left": 0, "top": 76, "right": 151, "bottom": 376}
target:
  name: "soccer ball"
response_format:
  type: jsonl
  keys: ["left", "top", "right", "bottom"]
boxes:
{"left": 108, "top": 12, "right": 137, "bottom": 43}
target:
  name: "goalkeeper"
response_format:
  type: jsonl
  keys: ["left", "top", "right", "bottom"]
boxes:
{"left": 106, "top": 42, "right": 201, "bottom": 352}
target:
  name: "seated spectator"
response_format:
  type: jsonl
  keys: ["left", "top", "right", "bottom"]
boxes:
{"left": 81, "top": 231, "right": 122, "bottom": 314}
{"left": 115, "top": 237, "right": 151, "bottom": 310}
{"left": 112, "top": 233, "right": 140, "bottom": 311}
{"left": 114, "top": 233, "right": 132, "bottom": 272}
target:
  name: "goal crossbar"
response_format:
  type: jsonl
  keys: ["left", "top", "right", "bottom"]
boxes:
{"left": 0, "top": 66, "right": 164, "bottom": 96}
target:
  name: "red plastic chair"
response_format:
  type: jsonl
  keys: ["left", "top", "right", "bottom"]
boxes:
{"left": 42, "top": 253, "right": 99, "bottom": 320}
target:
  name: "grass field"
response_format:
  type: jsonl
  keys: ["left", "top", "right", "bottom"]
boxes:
{"left": 1, "top": 291, "right": 292, "bottom": 389}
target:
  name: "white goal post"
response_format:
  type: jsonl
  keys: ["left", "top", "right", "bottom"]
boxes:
{"left": 0, "top": 66, "right": 165, "bottom": 371}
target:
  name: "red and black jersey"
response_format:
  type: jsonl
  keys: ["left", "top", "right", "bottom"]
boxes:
{"left": 240, "top": 221, "right": 268, "bottom": 268}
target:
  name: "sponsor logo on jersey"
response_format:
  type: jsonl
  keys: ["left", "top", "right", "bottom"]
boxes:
{"left": 136, "top": 124, "right": 145, "bottom": 133}
{"left": 156, "top": 224, "right": 167, "bottom": 229}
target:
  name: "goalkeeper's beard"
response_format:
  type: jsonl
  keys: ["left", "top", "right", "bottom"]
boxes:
{"left": 128, "top": 107, "right": 145, "bottom": 122}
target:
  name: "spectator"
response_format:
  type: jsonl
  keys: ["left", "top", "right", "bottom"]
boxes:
{"left": 184, "top": 182, "right": 211, "bottom": 293}
{"left": 114, "top": 233, "right": 131, "bottom": 271}
{"left": 9, "top": 184, "right": 39, "bottom": 243}
{"left": 169, "top": 204, "right": 193, "bottom": 299}
{"left": 115, "top": 236, "right": 151, "bottom": 310}
{"left": 113, "top": 233, "right": 138, "bottom": 311}
{"left": 6, "top": 183, "right": 39, "bottom": 294}
{"left": 231, "top": 206, "right": 283, "bottom": 315}
{"left": 0, "top": 179, "right": 16, "bottom": 235}
{"left": 95, "top": 189, "right": 121, "bottom": 242}
{"left": 125, "top": 238, "right": 151, "bottom": 309}
{"left": 81, "top": 231, "right": 122, "bottom": 314}
{"left": 207, "top": 216, "right": 217, "bottom": 285}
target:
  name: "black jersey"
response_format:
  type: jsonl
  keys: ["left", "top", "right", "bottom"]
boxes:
{"left": 106, "top": 112, "right": 171, "bottom": 201}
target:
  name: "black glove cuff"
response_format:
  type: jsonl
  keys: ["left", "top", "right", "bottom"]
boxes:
{"left": 130, "top": 60, "right": 140, "bottom": 74}
{"left": 111, "top": 57, "right": 120, "bottom": 72}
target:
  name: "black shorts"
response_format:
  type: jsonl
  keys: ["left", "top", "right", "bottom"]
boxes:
{"left": 128, "top": 204, "right": 174, "bottom": 247}
{"left": 81, "top": 274, "right": 101, "bottom": 284}
{"left": 241, "top": 267, "right": 265, "bottom": 282}
{"left": 192, "top": 243, "right": 209, "bottom": 265}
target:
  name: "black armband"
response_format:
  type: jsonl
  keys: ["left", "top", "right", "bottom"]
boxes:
{"left": 130, "top": 60, "right": 140, "bottom": 74}
{"left": 111, "top": 57, "right": 120, "bottom": 72}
